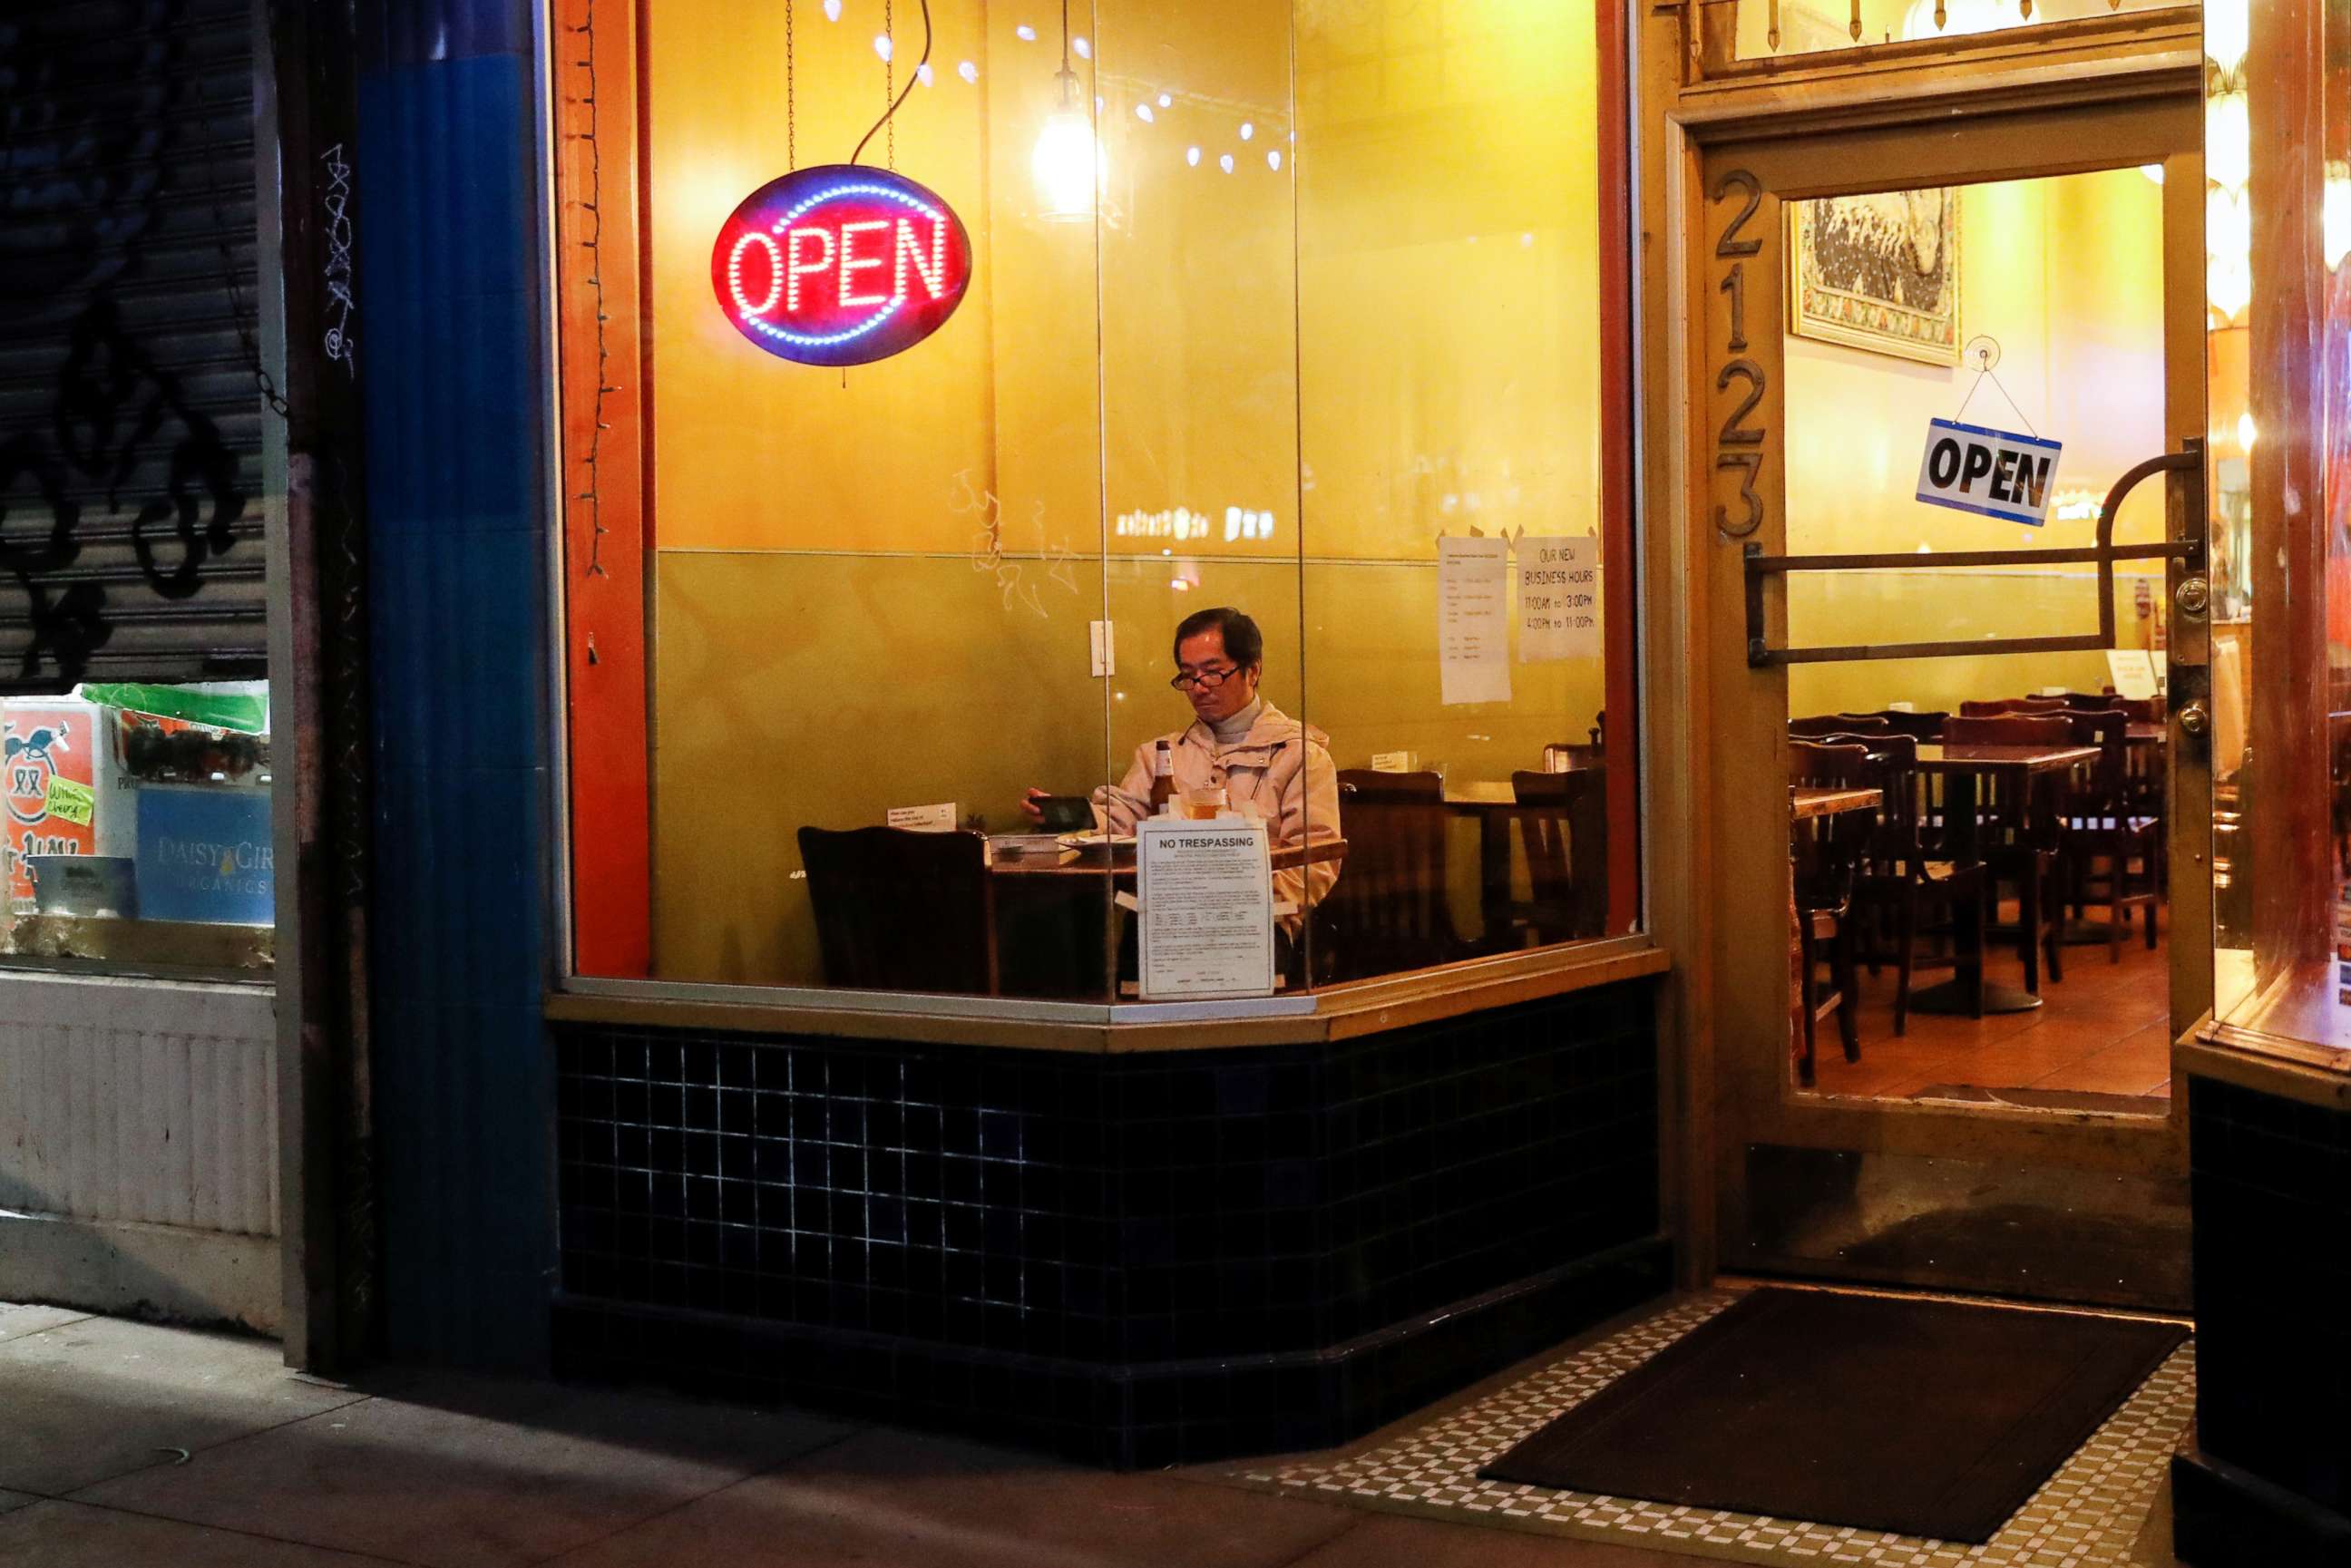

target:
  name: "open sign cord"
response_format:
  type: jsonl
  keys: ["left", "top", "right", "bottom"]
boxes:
{"left": 849, "top": 0, "right": 931, "bottom": 167}
{"left": 1955, "top": 365, "right": 2038, "bottom": 438}
{"left": 785, "top": 0, "right": 796, "bottom": 171}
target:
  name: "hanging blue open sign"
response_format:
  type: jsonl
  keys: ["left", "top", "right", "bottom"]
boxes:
{"left": 1916, "top": 418, "right": 2063, "bottom": 527}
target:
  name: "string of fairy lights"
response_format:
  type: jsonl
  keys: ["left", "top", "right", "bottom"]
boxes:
{"left": 567, "top": 0, "right": 616, "bottom": 581}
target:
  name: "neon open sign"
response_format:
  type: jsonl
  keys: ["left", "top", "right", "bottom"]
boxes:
{"left": 710, "top": 164, "right": 972, "bottom": 367}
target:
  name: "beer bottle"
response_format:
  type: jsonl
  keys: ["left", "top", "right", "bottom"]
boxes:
{"left": 1148, "top": 739, "right": 1175, "bottom": 815}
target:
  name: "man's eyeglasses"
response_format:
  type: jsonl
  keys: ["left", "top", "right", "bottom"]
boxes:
{"left": 1169, "top": 665, "right": 1242, "bottom": 691}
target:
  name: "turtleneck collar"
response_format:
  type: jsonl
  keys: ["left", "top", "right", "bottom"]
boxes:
{"left": 1208, "top": 696, "right": 1263, "bottom": 745}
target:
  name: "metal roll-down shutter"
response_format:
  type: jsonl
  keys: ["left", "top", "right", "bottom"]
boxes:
{"left": 0, "top": 0, "right": 270, "bottom": 690}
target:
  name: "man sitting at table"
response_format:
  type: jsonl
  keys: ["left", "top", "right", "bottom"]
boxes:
{"left": 1026, "top": 606, "right": 1341, "bottom": 931}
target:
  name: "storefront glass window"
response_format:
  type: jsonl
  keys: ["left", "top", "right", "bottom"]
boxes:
{"left": 553, "top": 0, "right": 1637, "bottom": 1003}
{"left": 2203, "top": 0, "right": 2351, "bottom": 1048}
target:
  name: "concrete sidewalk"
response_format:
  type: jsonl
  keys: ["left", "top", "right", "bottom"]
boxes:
{"left": 0, "top": 1300, "right": 1702, "bottom": 1568}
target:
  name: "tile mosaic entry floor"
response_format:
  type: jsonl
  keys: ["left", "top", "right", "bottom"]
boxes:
{"left": 1238, "top": 1292, "right": 2195, "bottom": 1568}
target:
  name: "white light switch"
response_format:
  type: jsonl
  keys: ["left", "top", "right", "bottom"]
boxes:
{"left": 1090, "top": 619, "right": 1116, "bottom": 677}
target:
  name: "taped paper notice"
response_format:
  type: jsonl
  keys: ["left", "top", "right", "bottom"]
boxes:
{"left": 1137, "top": 819, "right": 1275, "bottom": 1000}
{"left": 42, "top": 777, "right": 93, "bottom": 828}
{"left": 1439, "top": 536, "right": 1511, "bottom": 706}
{"left": 2104, "top": 650, "right": 2159, "bottom": 702}
{"left": 886, "top": 803, "right": 959, "bottom": 832}
{"left": 1518, "top": 536, "right": 1600, "bottom": 663}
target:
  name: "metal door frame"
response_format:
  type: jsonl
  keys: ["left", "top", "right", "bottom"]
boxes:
{"left": 1685, "top": 89, "right": 2210, "bottom": 1310}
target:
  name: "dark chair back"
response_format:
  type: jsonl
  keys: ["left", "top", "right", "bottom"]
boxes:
{"left": 2051, "top": 691, "right": 2118, "bottom": 709}
{"left": 1839, "top": 709, "right": 1946, "bottom": 740}
{"left": 2059, "top": 708, "right": 2129, "bottom": 815}
{"left": 1960, "top": 697, "right": 2068, "bottom": 716}
{"left": 1318, "top": 771, "right": 1458, "bottom": 979}
{"left": 1826, "top": 730, "right": 1924, "bottom": 868}
{"left": 1507, "top": 769, "right": 1608, "bottom": 940}
{"left": 1787, "top": 742, "right": 1873, "bottom": 912}
{"left": 2109, "top": 695, "right": 2165, "bottom": 724}
{"left": 1792, "top": 714, "right": 1888, "bottom": 736}
{"left": 797, "top": 826, "right": 995, "bottom": 993}
{"left": 1943, "top": 714, "right": 2073, "bottom": 747}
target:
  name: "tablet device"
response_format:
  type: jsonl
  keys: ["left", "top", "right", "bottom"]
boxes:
{"left": 1032, "top": 794, "right": 1095, "bottom": 833}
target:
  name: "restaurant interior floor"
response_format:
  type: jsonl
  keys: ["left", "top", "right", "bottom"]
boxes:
{"left": 1808, "top": 908, "right": 2171, "bottom": 1105}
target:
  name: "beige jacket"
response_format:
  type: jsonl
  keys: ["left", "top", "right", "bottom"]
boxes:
{"left": 1096, "top": 702, "right": 1342, "bottom": 927}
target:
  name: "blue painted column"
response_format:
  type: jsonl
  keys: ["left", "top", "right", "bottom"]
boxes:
{"left": 356, "top": 0, "right": 554, "bottom": 1370}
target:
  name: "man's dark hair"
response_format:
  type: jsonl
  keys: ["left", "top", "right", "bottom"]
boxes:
{"left": 1173, "top": 606, "right": 1263, "bottom": 668}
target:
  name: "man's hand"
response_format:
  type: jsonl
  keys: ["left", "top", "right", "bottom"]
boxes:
{"left": 1019, "top": 787, "right": 1050, "bottom": 824}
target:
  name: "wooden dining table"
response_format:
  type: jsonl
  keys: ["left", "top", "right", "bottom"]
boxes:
{"left": 1907, "top": 740, "right": 2100, "bottom": 1016}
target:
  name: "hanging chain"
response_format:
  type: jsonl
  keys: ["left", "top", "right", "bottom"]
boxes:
{"left": 785, "top": 0, "right": 796, "bottom": 170}
{"left": 884, "top": 0, "right": 895, "bottom": 169}
{"left": 188, "top": 73, "right": 289, "bottom": 417}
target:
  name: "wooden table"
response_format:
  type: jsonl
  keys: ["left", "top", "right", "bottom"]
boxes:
{"left": 1792, "top": 785, "right": 1882, "bottom": 820}
{"left": 1907, "top": 742, "right": 2100, "bottom": 1016}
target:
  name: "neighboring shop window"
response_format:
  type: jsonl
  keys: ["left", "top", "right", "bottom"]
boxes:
{"left": 0, "top": 10, "right": 277, "bottom": 976}
{"left": 0, "top": 687, "right": 273, "bottom": 971}
{"left": 552, "top": 0, "right": 1638, "bottom": 1001}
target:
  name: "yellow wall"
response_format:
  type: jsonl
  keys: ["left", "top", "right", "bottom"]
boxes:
{"left": 640, "top": 0, "right": 1609, "bottom": 986}
{"left": 1785, "top": 168, "right": 2171, "bottom": 719}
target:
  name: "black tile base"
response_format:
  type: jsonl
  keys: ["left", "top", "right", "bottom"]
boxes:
{"left": 553, "top": 1234, "right": 1671, "bottom": 1467}
{"left": 2185, "top": 1072, "right": 2351, "bottom": 1546}
{"left": 551, "top": 981, "right": 1664, "bottom": 1466}
{"left": 2173, "top": 1446, "right": 2351, "bottom": 1568}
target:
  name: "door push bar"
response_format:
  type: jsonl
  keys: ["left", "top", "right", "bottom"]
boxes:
{"left": 1743, "top": 437, "right": 2208, "bottom": 667}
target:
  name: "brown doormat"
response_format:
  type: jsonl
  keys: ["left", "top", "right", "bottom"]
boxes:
{"left": 1478, "top": 1288, "right": 2187, "bottom": 1544}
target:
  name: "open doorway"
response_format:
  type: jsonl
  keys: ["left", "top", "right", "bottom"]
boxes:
{"left": 1783, "top": 167, "right": 2180, "bottom": 1114}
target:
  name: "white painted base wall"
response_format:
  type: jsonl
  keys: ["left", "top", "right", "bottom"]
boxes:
{"left": 0, "top": 970, "right": 278, "bottom": 1331}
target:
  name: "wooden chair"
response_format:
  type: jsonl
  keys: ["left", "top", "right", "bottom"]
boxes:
{"left": 1788, "top": 741, "right": 1871, "bottom": 1081}
{"left": 2056, "top": 709, "right": 2162, "bottom": 960}
{"left": 1942, "top": 713, "right": 2071, "bottom": 992}
{"left": 1501, "top": 769, "right": 1609, "bottom": 945}
{"left": 1545, "top": 710, "right": 1607, "bottom": 773}
{"left": 1829, "top": 732, "right": 1989, "bottom": 1035}
{"left": 2104, "top": 692, "right": 2166, "bottom": 724}
{"left": 797, "top": 825, "right": 997, "bottom": 993}
{"left": 1792, "top": 714, "right": 1888, "bottom": 736}
{"left": 1838, "top": 709, "right": 1946, "bottom": 741}
{"left": 1314, "top": 772, "right": 1465, "bottom": 980}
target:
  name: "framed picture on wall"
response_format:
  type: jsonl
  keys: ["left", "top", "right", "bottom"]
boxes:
{"left": 1786, "top": 190, "right": 1962, "bottom": 365}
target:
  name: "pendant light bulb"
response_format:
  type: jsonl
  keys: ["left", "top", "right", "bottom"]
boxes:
{"left": 1032, "top": 95, "right": 1100, "bottom": 221}
{"left": 1033, "top": 1, "right": 1100, "bottom": 222}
